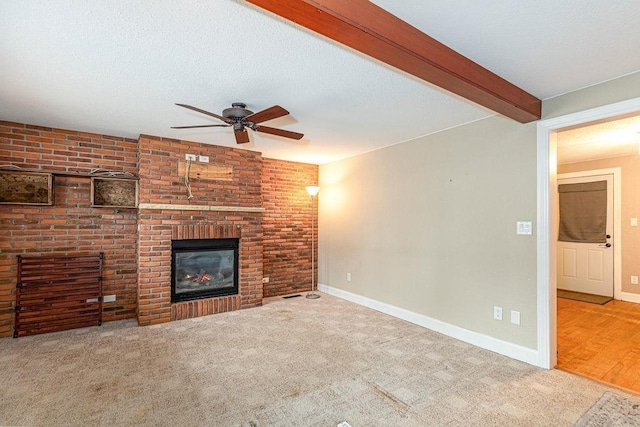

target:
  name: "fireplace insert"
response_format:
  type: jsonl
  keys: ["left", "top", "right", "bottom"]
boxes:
{"left": 171, "top": 238, "right": 239, "bottom": 303}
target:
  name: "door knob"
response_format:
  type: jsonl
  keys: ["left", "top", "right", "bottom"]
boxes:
{"left": 598, "top": 243, "right": 612, "bottom": 248}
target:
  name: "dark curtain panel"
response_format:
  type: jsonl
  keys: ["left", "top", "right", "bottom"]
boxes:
{"left": 558, "top": 180, "right": 607, "bottom": 243}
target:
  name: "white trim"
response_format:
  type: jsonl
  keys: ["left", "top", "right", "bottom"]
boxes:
{"left": 619, "top": 292, "right": 640, "bottom": 304}
{"left": 318, "top": 283, "right": 539, "bottom": 366}
{"left": 558, "top": 168, "right": 622, "bottom": 299}
{"left": 616, "top": 292, "right": 640, "bottom": 304}
{"left": 536, "top": 96, "right": 640, "bottom": 369}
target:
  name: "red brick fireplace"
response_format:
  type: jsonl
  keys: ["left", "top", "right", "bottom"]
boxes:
{"left": 140, "top": 222, "right": 260, "bottom": 324}
{"left": 136, "top": 135, "right": 266, "bottom": 326}
{"left": 0, "top": 121, "right": 318, "bottom": 337}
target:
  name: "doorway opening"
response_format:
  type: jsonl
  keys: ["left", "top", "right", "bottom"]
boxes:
{"left": 536, "top": 97, "right": 640, "bottom": 373}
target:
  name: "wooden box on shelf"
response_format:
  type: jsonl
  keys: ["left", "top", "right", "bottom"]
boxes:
{"left": 0, "top": 171, "right": 54, "bottom": 205}
{"left": 91, "top": 177, "right": 138, "bottom": 208}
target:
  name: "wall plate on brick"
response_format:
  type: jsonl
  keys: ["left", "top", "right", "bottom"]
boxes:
{"left": 185, "top": 153, "right": 197, "bottom": 161}
{"left": 262, "top": 277, "right": 269, "bottom": 283}
{"left": 103, "top": 294, "right": 116, "bottom": 302}
{"left": 198, "top": 155, "right": 209, "bottom": 163}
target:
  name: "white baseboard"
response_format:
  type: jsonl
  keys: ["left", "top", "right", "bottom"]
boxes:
{"left": 318, "top": 283, "right": 540, "bottom": 367}
{"left": 618, "top": 291, "right": 640, "bottom": 304}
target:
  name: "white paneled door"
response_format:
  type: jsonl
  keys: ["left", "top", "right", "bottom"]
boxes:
{"left": 557, "top": 173, "right": 614, "bottom": 297}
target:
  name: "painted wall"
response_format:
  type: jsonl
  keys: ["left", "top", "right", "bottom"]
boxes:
{"left": 318, "top": 71, "right": 640, "bottom": 352}
{"left": 559, "top": 154, "right": 640, "bottom": 294}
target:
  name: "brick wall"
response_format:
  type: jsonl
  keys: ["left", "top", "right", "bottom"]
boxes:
{"left": 262, "top": 158, "right": 318, "bottom": 297}
{"left": 136, "top": 136, "right": 264, "bottom": 325}
{"left": 0, "top": 121, "right": 139, "bottom": 338}
{"left": 137, "top": 135, "right": 262, "bottom": 206}
{"left": 0, "top": 120, "right": 319, "bottom": 337}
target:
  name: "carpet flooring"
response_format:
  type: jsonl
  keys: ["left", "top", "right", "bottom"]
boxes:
{"left": 0, "top": 293, "right": 635, "bottom": 426}
{"left": 574, "top": 391, "right": 640, "bottom": 426}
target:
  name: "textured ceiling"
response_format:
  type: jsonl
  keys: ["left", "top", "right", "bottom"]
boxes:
{"left": 1, "top": 1, "right": 640, "bottom": 165}
{"left": 557, "top": 114, "right": 640, "bottom": 165}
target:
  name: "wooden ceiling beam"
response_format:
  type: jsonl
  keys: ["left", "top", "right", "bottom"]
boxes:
{"left": 245, "top": 0, "right": 541, "bottom": 123}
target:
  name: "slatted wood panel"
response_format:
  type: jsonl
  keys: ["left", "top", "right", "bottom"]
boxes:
{"left": 14, "top": 254, "right": 103, "bottom": 338}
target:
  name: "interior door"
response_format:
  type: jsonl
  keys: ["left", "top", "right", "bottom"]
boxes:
{"left": 557, "top": 173, "right": 614, "bottom": 297}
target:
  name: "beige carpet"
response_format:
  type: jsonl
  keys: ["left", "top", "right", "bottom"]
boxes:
{"left": 0, "top": 293, "right": 634, "bottom": 426}
{"left": 574, "top": 391, "right": 640, "bottom": 426}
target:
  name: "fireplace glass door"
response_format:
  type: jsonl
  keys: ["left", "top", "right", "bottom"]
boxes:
{"left": 171, "top": 238, "right": 239, "bottom": 302}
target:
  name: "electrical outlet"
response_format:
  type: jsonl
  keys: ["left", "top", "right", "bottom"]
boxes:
{"left": 510, "top": 310, "right": 521, "bottom": 325}
{"left": 185, "top": 154, "right": 197, "bottom": 161}
{"left": 631, "top": 218, "right": 638, "bottom": 227}
{"left": 198, "top": 155, "right": 209, "bottom": 163}
{"left": 262, "top": 277, "right": 269, "bottom": 283}
{"left": 346, "top": 272, "right": 351, "bottom": 282}
{"left": 103, "top": 294, "right": 116, "bottom": 302}
{"left": 493, "top": 306, "right": 503, "bottom": 321}
{"left": 632, "top": 276, "right": 639, "bottom": 285}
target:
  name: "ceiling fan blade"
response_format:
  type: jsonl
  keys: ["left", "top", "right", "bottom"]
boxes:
{"left": 175, "top": 103, "right": 231, "bottom": 124}
{"left": 234, "top": 128, "right": 250, "bottom": 144}
{"left": 171, "top": 124, "right": 230, "bottom": 129}
{"left": 255, "top": 125, "right": 304, "bottom": 140}
{"left": 244, "top": 105, "right": 289, "bottom": 124}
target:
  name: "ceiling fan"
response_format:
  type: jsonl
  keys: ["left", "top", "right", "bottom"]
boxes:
{"left": 172, "top": 102, "right": 304, "bottom": 144}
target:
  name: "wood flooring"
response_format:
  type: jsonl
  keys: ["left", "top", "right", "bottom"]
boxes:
{"left": 557, "top": 297, "right": 640, "bottom": 394}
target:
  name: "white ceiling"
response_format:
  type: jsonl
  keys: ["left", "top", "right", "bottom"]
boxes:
{"left": 1, "top": 1, "right": 640, "bottom": 165}
{"left": 557, "top": 114, "right": 640, "bottom": 165}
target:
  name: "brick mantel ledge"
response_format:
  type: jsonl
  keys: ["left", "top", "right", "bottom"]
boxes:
{"left": 138, "top": 203, "right": 265, "bottom": 213}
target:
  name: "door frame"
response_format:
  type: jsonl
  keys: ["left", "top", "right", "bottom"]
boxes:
{"left": 557, "top": 168, "right": 621, "bottom": 298}
{"left": 536, "top": 96, "right": 640, "bottom": 369}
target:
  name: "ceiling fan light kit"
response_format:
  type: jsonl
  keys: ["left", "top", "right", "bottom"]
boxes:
{"left": 172, "top": 102, "right": 304, "bottom": 144}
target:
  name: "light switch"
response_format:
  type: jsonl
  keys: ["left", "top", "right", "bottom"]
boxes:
{"left": 510, "top": 310, "right": 521, "bottom": 325}
{"left": 631, "top": 218, "right": 638, "bottom": 227}
{"left": 516, "top": 221, "right": 533, "bottom": 235}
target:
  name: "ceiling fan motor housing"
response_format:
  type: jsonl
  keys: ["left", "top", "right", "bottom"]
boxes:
{"left": 223, "top": 102, "right": 254, "bottom": 119}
